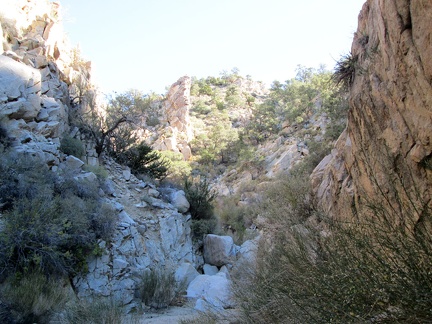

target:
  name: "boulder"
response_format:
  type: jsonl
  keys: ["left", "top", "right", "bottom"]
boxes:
{"left": 0, "top": 55, "right": 41, "bottom": 101}
{"left": 203, "top": 264, "right": 218, "bottom": 275}
{"left": 175, "top": 263, "right": 200, "bottom": 287}
{"left": 170, "top": 190, "right": 190, "bottom": 213}
{"left": 203, "top": 234, "right": 236, "bottom": 267}
{"left": 186, "top": 272, "right": 234, "bottom": 310}
{"left": 62, "top": 155, "right": 84, "bottom": 171}
{"left": 238, "top": 238, "right": 259, "bottom": 265}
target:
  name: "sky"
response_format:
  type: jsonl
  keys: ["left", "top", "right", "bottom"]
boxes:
{"left": 59, "top": 0, "right": 366, "bottom": 95}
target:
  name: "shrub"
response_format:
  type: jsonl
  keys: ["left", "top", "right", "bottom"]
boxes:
{"left": 0, "top": 151, "right": 116, "bottom": 280}
{"left": 332, "top": 52, "right": 358, "bottom": 89}
{"left": 62, "top": 298, "right": 127, "bottom": 324}
{"left": 216, "top": 196, "right": 252, "bottom": 244}
{"left": 192, "top": 100, "right": 212, "bottom": 115}
{"left": 0, "top": 124, "right": 12, "bottom": 150}
{"left": 236, "top": 210, "right": 432, "bottom": 323}
{"left": 60, "top": 135, "right": 85, "bottom": 157}
{"left": 83, "top": 163, "right": 109, "bottom": 179}
{"left": 191, "top": 218, "right": 218, "bottom": 241}
{"left": 184, "top": 176, "right": 217, "bottom": 221}
{"left": 159, "top": 151, "right": 192, "bottom": 185}
{"left": 0, "top": 272, "right": 68, "bottom": 324}
{"left": 234, "top": 149, "right": 432, "bottom": 323}
{"left": 135, "top": 269, "right": 177, "bottom": 309}
{"left": 120, "top": 142, "right": 169, "bottom": 180}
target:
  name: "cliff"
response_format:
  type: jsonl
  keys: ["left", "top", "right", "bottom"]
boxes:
{"left": 311, "top": 0, "right": 432, "bottom": 229}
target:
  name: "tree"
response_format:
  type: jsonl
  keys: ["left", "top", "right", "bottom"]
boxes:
{"left": 122, "top": 142, "right": 169, "bottom": 180}
{"left": 184, "top": 176, "right": 217, "bottom": 221}
{"left": 73, "top": 89, "right": 161, "bottom": 157}
{"left": 244, "top": 101, "right": 279, "bottom": 144}
{"left": 192, "top": 121, "right": 239, "bottom": 165}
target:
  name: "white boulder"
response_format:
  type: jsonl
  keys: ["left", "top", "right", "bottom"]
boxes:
{"left": 204, "top": 234, "right": 236, "bottom": 267}
{"left": 175, "top": 263, "right": 200, "bottom": 287}
{"left": 171, "top": 190, "right": 190, "bottom": 213}
{"left": 187, "top": 272, "right": 234, "bottom": 310}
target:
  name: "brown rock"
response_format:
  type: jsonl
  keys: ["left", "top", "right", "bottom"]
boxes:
{"left": 311, "top": 0, "right": 432, "bottom": 227}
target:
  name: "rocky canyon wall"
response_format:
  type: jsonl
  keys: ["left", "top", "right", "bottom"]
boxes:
{"left": 311, "top": 0, "right": 432, "bottom": 230}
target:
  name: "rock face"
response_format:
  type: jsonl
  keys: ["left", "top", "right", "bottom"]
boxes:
{"left": 311, "top": 0, "right": 432, "bottom": 227}
{"left": 73, "top": 159, "right": 196, "bottom": 310}
{"left": 0, "top": 2, "right": 197, "bottom": 312}
{"left": 153, "top": 76, "right": 193, "bottom": 160}
{"left": 0, "top": 0, "right": 89, "bottom": 164}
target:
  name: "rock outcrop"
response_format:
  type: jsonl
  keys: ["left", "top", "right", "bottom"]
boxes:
{"left": 73, "top": 159, "right": 195, "bottom": 311}
{"left": 154, "top": 76, "right": 193, "bottom": 160}
{"left": 0, "top": 1, "right": 198, "bottom": 312}
{"left": 311, "top": 0, "right": 432, "bottom": 227}
{"left": 0, "top": 0, "right": 90, "bottom": 165}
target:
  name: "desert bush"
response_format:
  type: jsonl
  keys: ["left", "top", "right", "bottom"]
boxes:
{"left": 192, "top": 99, "right": 212, "bottom": 115}
{"left": 184, "top": 176, "right": 216, "bottom": 221}
{"left": 0, "top": 272, "right": 68, "bottom": 324}
{"left": 62, "top": 298, "right": 127, "bottom": 324}
{"left": 236, "top": 209, "right": 432, "bottom": 323}
{"left": 118, "top": 142, "right": 169, "bottom": 180}
{"left": 216, "top": 196, "right": 252, "bottom": 244}
{"left": 332, "top": 52, "right": 358, "bottom": 89}
{"left": 190, "top": 218, "right": 218, "bottom": 241}
{"left": 234, "top": 150, "right": 432, "bottom": 323}
{"left": 159, "top": 150, "right": 192, "bottom": 184}
{"left": 0, "top": 152, "right": 116, "bottom": 279}
{"left": 184, "top": 176, "right": 218, "bottom": 238}
{"left": 136, "top": 269, "right": 177, "bottom": 309}
{"left": 83, "top": 163, "right": 109, "bottom": 179}
{"left": 0, "top": 152, "right": 57, "bottom": 212}
{"left": 0, "top": 124, "right": 12, "bottom": 150}
{"left": 60, "top": 135, "right": 85, "bottom": 157}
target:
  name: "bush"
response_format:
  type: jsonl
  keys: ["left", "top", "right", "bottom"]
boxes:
{"left": 184, "top": 177, "right": 217, "bottom": 221}
{"left": 83, "top": 164, "right": 109, "bottom": 179}
{"left": 62, "top": 299, "right": 126, "bottom": 324}
{"left": 135, "top": 269, "right": 177, "bottom": 309}
{"left": 0, "top": 272, "right": 68, "bottom": 324}
{"left": 234, "top": 150, "right": 432, "bottom": 323}
{"left": 216, "top": 196, "right": 252, "bottom": 244}
{"left": 0, "top": 124, "right": 12, "bottom": 150}
{"left": 0, "top": 151, "right": 116, "bottom": 279}
{"left": 191, "top": 218, "right": 218, "bottom": 241}
{"left": 332, "top": 52, "right": 358, "bottom": 89}
{"left": 60, "top": 135, "right": 85, "bottom": 157}
{"left": 236, "top": 211, "right": 432, "bottom": 323}
{"left": 159, "top": 151, "right": 192, "bottom": 185}
{"left": 119, "top": 142, "right": 169, "bottom": 180}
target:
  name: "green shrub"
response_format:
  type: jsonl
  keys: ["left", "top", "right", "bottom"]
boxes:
{"left": 83, "top": 164, "right": 109, "bottom": 179}
{"left": 234, "top": 150, "right": 432, "bottom": 323}
{"left": 62, "top": 298, "right": 127, "bottom": 324}
{"left": 236, "top": 210, "right": 432, "bottom": 323}
{"left": 0, "top": 124, "right": 11, "bottom": 150}
{"left": 119, "top": 142, "right": 169, "bottom": 180}
{"left": 192, "top": 100, "right": 212, "bottom": 115}
{"left": 159, "top": 151, "right": 192, "bottom": 184}
{"left": 0, "top": 272, "right": 68, "bottom": 324}
{"left": 332, "top": 52, "right": 358, "bottom": 89}
{"left": 216, "top": 196, "right": 251, "bottom": 244}
{"left": 60, "top": 135, "right": 85, "bottom": 157}
{"left": 136, "top": 269, "right": 177, "bottom": 309}
{"left": 191, "top": 218, "right": 218, "bottom": 241}
{"left": 0, "top": 151, "right": 116, "bottom": 279}
{"left": 184, "top": 176, "right": 217, "bottom": 221}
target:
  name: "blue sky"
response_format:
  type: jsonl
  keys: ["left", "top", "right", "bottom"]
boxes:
{"left": 59, "top": 0, "right": 365, "bottom": 95}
